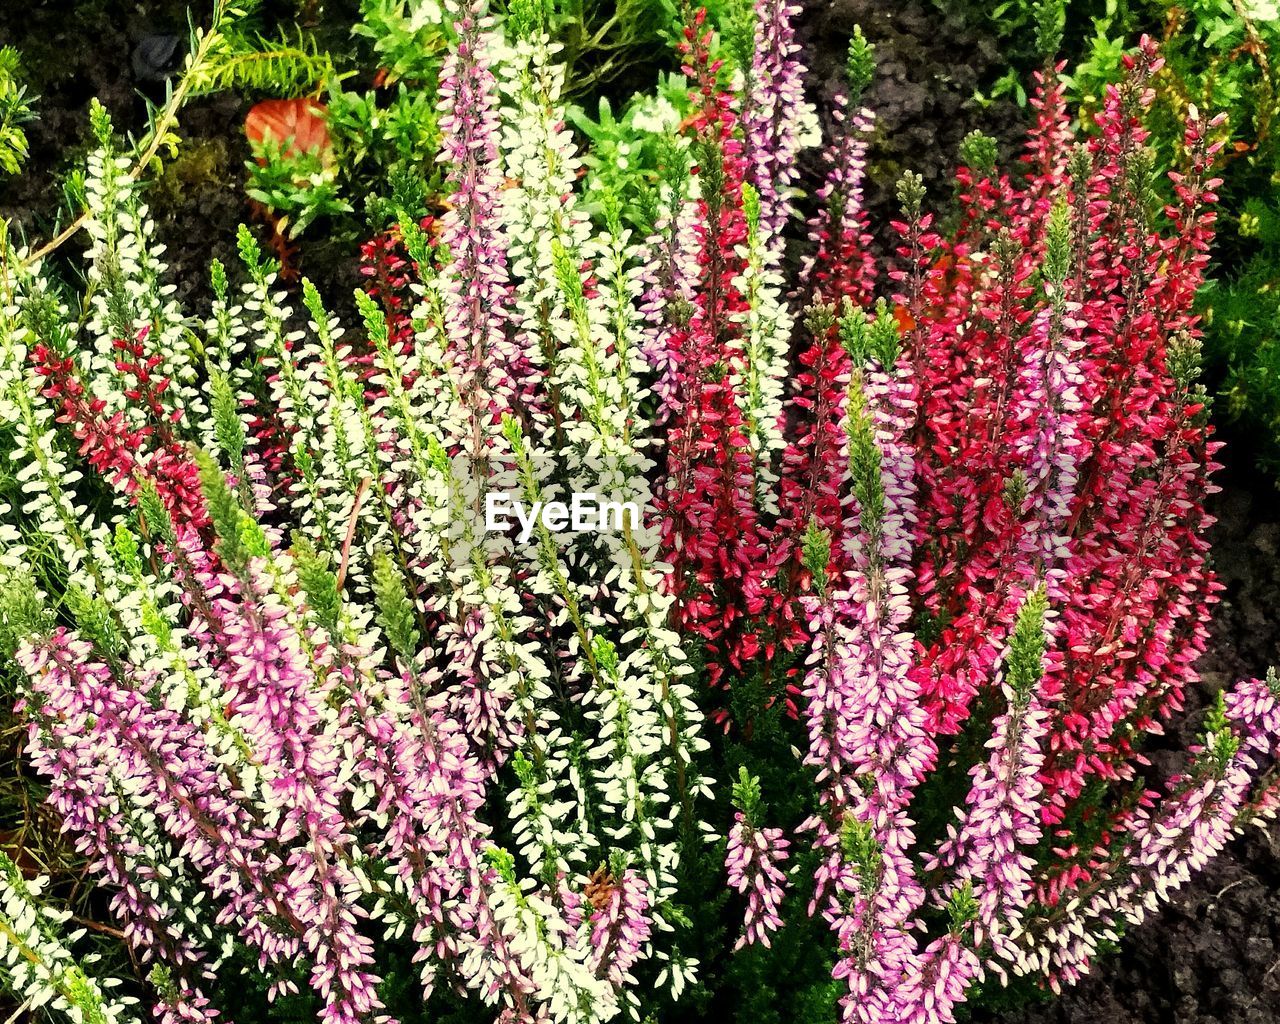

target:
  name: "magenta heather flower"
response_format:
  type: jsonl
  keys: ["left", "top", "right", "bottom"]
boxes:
{"left": 892, "top": 933, "right": 982, "bottom": 1024}
{"left": 636, "top": 191, "right": 700, "bottom": 421}
{"left": 797, "top": 313, "right": 936, "bottom": 1014}
{"left": 436, "top": 0, "right": 534, "bottom": 419}
{"left": 1009, "top": 299, "right": 1086, "bottom": 602}
{"left": 801, "top": 32, "right": 877, "bottom": 304}
{"left": 1016, "top": 679, "right": 1272, "bottom": 991}
{"left": 725, "top": 813, "right": 789, "bottom": 949}
{"left": 16, "top": 638, "right": 222, "bottom": 1024}
{"left": 17, "top": 631, "right": 390, "bottom": 1024}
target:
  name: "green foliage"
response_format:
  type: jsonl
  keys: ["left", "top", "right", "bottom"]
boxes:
{"left": 946, "top": 880, "right": 979, "bottom": 934}
{"left": 208, "top": 365, "right": 247, "bottom": 479}
{"left": 1200, "top": 690, "right": 1242, "bottom": 771}
{"left": 959, "top": 129, "right": 999, "bottom": 176}
{"left": 328, "top": 84, "right": 439, "bottom": 184}
{"left": 151, "top": 137, "right": 233, "bottom": 213}
{"left": 352, "top": 0, "right": 449, "bottom": 84}
{"left": 194, "top": 447, "right": 267, "bottom": 574}
{"left": 207, "top": 0, "right": 675, "bottom": 239}
{"left": 291, "top": 535, "right": 343, "bottom": 635}
{"left": 800, "top": 519, "right": 833, "bottom": 594}
{"left": 845, "top": 26, "right": 876, "bottom": 104}
{"left": 179, "top": 0, "right": 446, "bottom": 239}
{"left": 569, "top": 73, "right": 692, "bottom": 232}
{"left": 1005, "top": 587, "right": 1049, "bottom": 699}
{"left": 246, "top": 136, "right": 353, "bottom": 238}
{"left": 567, "top": 0, "right": 797, "bottom": 235}
{"left": 1044, "top": 198, "right": 1072, "bottom": 285}
{"left": 729, "top": 766, "right": 765, "bottom": 823}
{"left": 372, "top": 550, "right": 421, "bottom": 664}
{"left": 193, "top": 21, "right": 339, "bottom": 96}
{"left": 1205, "top": 190, "right": 1280, "bottom": 468}
{"left": 0, "top": 48, "right": 35, "bottom": 177}
{"left": 0, "top": 568, "right": 50, "bottom": 663}
{"left": 530, "top": 0, "right": 674, "bottom": 96}
{"left": 62, "top": 585, "right": 123, "bottom": 660}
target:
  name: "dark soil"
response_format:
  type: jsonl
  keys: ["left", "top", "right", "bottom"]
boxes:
{"left": 796, "top": 0, "right": 1025, "bottom": 235}
{"left": 3, "top": 1, "right": 1280, "bottom": 1022}
{"left": 0, "top": 0, "right": 245, "bottom": 284}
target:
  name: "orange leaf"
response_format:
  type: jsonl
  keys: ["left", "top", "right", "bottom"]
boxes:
{"left": 245, "top": 98, "right": 333, "bottom": 166}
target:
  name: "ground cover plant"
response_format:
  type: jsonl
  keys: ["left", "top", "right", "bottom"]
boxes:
{"left": 0, "top": 1, "right": 1279, "bottom": 1024}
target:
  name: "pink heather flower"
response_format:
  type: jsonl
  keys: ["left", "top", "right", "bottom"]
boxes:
{"left": 637, "top": 193, "right": 700, "bottom": 422}
{"left": 1010, "top": 300, "right": 1086, "bottom": 602}
{"left": 17, "top": 631, "right": 391, "bottom": 1024}
{"left": 440, "top": 606, "right": 521, "bottom": 772}
{"left": 801, "top": 101, "right": 876, "bottom": 304}
{"left": 726, "top": 811, "right": 790, "bottom": 949}
{"left": 928, "top": 592, "right": 1052, "bottom": 977}
{"left": 16, "top": 639, "right": 222, "bottom": 1024}
{"left": 437, "top": 0, "right": 535, "bottom": 419}
{"left": 800, "top": 345, "right": 936, "bottom": 1012}
{"left": 1026, "top": 680, "right": 1267, "bottom": 992}
{"left": 826, "top": 826, "right": 930, "bottom": 1024}
{"left": 1224, "top": 673, "right": 1280, "bottom": 759}
{"left": 339, "top": 637, "right": 538, "bottom": 1013}
{"left": 739, "top": 0, "right": 808, "bottom": 246}
{"left": 891, "top": 934, "right": 982, "bottom": 1024}
{"left": 587, "top": 870, "right": 653, "bottom": 990}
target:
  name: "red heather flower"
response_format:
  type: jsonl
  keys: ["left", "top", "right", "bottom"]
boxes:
{"left": 355, "top": 217, "right": 436, "bottom": 389}
{"left": 800, "top": 82, "right": 876, "bottom": 306}
{"left": 760, "top": 58, "right": 882, "bottom": 693}
{"left": 30, "top": 328, "right": 207, "bottom": 532}
{"left": 658, "top": 11, "right": 770, "bottom": 691}
{"left": 857, "top": 42, "right": 1227, "bottom": 905}
{"left": 1019, "top": 677, "right": 1280, "bottom": 993}
{"left": 906, "top": 46, "right": 1213, "bottom": 778}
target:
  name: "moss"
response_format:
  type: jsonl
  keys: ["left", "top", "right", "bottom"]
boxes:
{"left": 148, "top": 135, "right": 232, "bottom": 214}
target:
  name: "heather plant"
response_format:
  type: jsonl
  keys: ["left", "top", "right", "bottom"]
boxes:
{"left": 1064, "top": 0, "right": 1280, "bottom": 472}
{"left": 0, "top": 6, "right": 1279, "bottom": 1024}
{"left": 945, "top": 0, "right": 1280, "bottom": 473}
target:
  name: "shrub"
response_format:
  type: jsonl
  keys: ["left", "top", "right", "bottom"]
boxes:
{"left": 946, "top": 0, "right": 1280, "bottom": 474}
{"left": 0, "top": 4, "right": 1276, "bottom": 1024}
